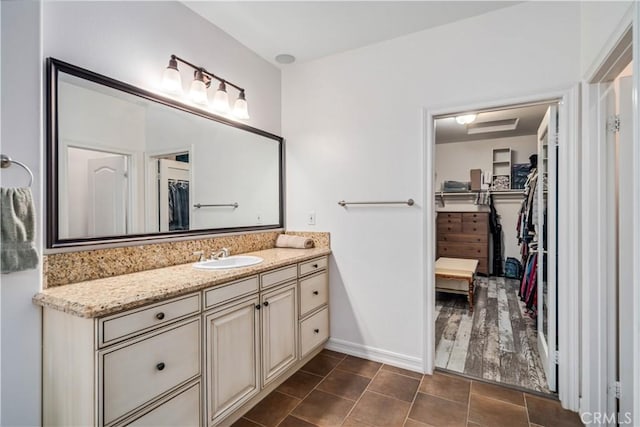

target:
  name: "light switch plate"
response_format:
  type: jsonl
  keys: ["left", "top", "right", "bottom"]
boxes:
{"left": 307, "top": 211, "right": 316, "bottom": 225}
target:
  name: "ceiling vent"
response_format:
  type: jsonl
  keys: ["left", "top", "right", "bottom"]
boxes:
{"left": 467, "top": 118, "right": 520, "bottom": 134}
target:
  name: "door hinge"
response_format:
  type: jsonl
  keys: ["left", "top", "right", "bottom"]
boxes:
{"left": 610, "top": 381, "right": 622, "bottom": 399}
{"left": 607, "top": 115, "right": 621, "bottom": 133}
{"left": 553, "top": 350, "right": 559, "bottom": 365}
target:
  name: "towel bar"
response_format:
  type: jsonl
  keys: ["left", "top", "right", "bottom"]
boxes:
{"left": 194, "top": 202, "right": 239, "bottom": 209}
{"left": 338, "top": 199, "right": 414, "bottom": 207}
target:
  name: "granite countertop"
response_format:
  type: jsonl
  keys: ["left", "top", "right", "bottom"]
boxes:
{"left": 33, "top": 247, "right": 331, "bottom": 319}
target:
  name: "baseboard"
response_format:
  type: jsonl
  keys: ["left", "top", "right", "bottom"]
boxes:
{"left": 325, "top": 338, "right": 424, "bottom": 374}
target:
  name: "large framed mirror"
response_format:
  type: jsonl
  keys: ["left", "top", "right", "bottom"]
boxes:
{"left": 46, "top": 58, "right": 284, "bottom": 249}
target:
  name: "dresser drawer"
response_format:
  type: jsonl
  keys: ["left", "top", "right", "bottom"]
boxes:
{"left": 300, "top": 307, "right": 329, "bottom": 358}
{"left": 124, "top": 382, "right": 201, "bottom": 427}
{"left": 439, "top": 233, "right": 487, "bottom": 244}
{"left": 299, "top": 271, "right": 329, "bottom": 318}
{"left": 299, "top": 257, "right": 328, "bottom": 277}
{"left": 99, "top": 294, "right": 200, "bottom": 348}
{"left": 260, "top": 265, "right": 297, "bottom": 289}
{"left": 204, "top": 276, "right": 258, "bottom": 309}
{"left": 462, "top": 212, "right": 488, "bottom": 223}
{"left": 437, "top": 215, "right": 462, "bottom": 226}
{"left": 438, "top": 242, "right": 487, "bottom": 259}
{"left": 437, "top": 223, "right": 462, "bottom": 234}
{"left": 438, "top": 212, "right": 461, "bottom": 221}
{"left": 99, "top": 318, "right": 201, "bottom": 426}
{"left": 462, "top": 222, "right": 488, "bottom": 234}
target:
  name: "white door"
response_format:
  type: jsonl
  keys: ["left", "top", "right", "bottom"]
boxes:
{"left": 536, "top": 105, "right": 557, "bottom": 392}
{"left": 87, "top": 156, "right": 127, "bottom": 236}
{"left": 158, "top": 159, "right": 190, "bottom": 232}
{"left": 205, "top": 297, "right": 260, "bottom": 425}
{"left": 261, "top": 283, "right": 298, "bottom": 387}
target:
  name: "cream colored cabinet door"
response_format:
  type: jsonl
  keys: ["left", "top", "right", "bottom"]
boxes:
{"left": 205, "top": 296, "right": 260, "bottom": 426}
{"left": 261, "top": 282, "right": 298, "bottom": 387}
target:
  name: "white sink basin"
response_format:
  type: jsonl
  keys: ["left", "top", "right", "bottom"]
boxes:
{"left": 193, "top": 255, "right": 264, "bottom": 270}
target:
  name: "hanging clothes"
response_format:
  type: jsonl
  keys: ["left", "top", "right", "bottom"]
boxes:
{"left": 168, "top": 180, "right": 189, "bottom": 231}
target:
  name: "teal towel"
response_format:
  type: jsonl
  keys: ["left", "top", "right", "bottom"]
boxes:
{"left": 1, "top": 188, "right": 38, "bottom": 274}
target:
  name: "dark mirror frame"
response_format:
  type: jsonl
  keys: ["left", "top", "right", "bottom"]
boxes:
{"left": 46, "top": 58, "right": 284, "bottom": 249}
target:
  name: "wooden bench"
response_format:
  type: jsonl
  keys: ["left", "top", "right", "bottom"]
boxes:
{"left": 435, "top": 257, "right": 479, "bottom": 312}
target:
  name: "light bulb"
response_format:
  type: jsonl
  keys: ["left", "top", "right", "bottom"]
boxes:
{"left": 161, "top": 57, "right": 182, "bottom": 94}
{"left": 212, "top": 82, "right": 230, "bottom": 113}
{"left": 455, "top": 114, "right": 477, "bottom": 125}
{"left": 189, "top": 70, "right": 208, "bottom": 105}
{"left": 233, "top": 91, "right": 250, "bottom": 119}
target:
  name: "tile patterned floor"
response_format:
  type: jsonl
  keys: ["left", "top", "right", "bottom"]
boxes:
{"left": 233, "top": 350, "right": 583, "bottom": 427}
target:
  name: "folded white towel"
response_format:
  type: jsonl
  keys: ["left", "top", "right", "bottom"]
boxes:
{"left": 1, "top": 187, "right": 38, "bottom": 274}
{"left": 275, "top": 234, "right": 314, "bottom": 249}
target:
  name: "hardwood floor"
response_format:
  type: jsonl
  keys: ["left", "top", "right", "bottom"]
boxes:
{"left": 435, "top": 276, "right": 550, "bottom": 393}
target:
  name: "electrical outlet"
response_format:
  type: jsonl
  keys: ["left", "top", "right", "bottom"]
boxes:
{"left": 256, "top": 213, "right": 262, "bottom": 224}
{"left": 307, "top": 211, "right": 316, "bottom": 225}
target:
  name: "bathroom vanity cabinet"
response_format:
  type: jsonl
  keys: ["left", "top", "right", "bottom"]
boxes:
{"left": 39, "top": 251, "right": 330, "bottom": 427}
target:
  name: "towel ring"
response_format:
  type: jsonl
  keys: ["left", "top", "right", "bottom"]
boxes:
{"left": 0, "top": 154, "right": 34, "bottom": 187}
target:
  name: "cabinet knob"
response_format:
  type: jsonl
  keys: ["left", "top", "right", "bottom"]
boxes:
{"left": 255, "top": 304, "right": 261, "bottom": 310}
{"left": 312, "top": 264, "right": 318, "bottom": 268}
{"left": 155, "top": 312, "right": 165, "bottom": 320}
{"left": 263, "top": 301, "right": 269, "bottom": 307}
{"left": 313, "top": 291, "right": 319, "bottom": 295}
{"left": 313, "top": 329, "right": 320, "bottom": 334}
{"left": 156, "top": 362, "right": 165, "bottom": 371}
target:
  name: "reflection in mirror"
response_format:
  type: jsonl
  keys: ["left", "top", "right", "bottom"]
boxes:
{"left": 49, "top": 59, "right": 283, "bottom": 247}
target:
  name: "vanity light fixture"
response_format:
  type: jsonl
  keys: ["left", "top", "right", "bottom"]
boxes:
{"left": 455, "top": 114, "right": 477, "bottom": 125}
{"left": 161, "top": 54, "right": 250, "bottom": 119}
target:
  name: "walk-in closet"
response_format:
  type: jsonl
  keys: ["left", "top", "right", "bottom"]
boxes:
{"left": 432, "top": 102, "right": 559, "bottom": 394}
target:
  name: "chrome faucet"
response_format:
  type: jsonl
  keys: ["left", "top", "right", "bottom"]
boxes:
{"left": 193, "top": 251, "right": 206, "bottom": 262}
{"left": 211, "top": 248, "right": 230, "bottom": 260}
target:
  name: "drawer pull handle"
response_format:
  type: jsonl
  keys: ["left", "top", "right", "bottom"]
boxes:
{"left": 263, "top": 301, "right": 269, "bottom": 307}
{"left": 156, "top": 362, "right": 166, "bottom": 371}
{"left": 312, "top": 264, "right": 319, "bottom": 268}
{"left": 313, "top": 291, "right": 319, "bottom": 295}
{"left": 255, "top": 304, "right": 261, "bottom": 310}
{"left": 155, "top": 312, "right": 165, "bottom": 320}
{"left": 313, "top": 329, "right": 320, "bottom": 334}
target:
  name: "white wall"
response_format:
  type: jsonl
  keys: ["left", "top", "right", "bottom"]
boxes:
{"left": 283, "top": 2, "right": 580, "bottom": 367}
{"left": 436, "top": 135, "right": 537, "bottom": 261}
{"left": 0, "top": 1, "right": 43, "bottom": 426}
{"left": 581, "top": 1, "right": 634, "bottom": 75}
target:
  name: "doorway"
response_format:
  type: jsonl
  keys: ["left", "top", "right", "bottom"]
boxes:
{"left": 431, "top": 102, "right": 558, "bottom": 394}
{"left": 147, "top": 151, "right": 191, "bottom": 232}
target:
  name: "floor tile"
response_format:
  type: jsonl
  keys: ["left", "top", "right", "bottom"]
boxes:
{"left": 403, "top": 419, "right": 432, "bottom": 427}
{"left": 278, "top": 415, "right": 319, "bottom": 427}
{"left": 301, "top": 354, "right": 342, "bottom": 377}
{"left": 368, "top": 370, "right": 420, "bottom": 402}
{"left": 408, "top": 392, "right": 467, "bottom": 427}
{"left": 244, "top": 391, "right": 300, "bottom": 427}
{"left": 278, "top": 371, "right": 324, "bottom": 399}
{"left": 525, "top": 394, "right": 584, "bottom": 427}
{"left": 470, "top": 381, "right": 525, "bottom": 406}
{"left": 316, "top": 368, "right": 371, "bottom": 400}
{"left": 232, "top": 418, "right": 263, "bottom": 427}
{"left": 320, "top": 349, "right": 347, "bottom": 360}
{"left": 336, "top": 356, "right": 382, "bottom": 378}
{"left": 381, "top": 364, "right": 424, "bottom": 379}
{"left": 419, "top": 372, "right": 470, "bottom": 404}
{"left": 468, "top": 394, "right": 528, "bottom": 427}
{"left": 342, "top": 417, "right": 376, "bottom": 427}
{"left": 349, "top": 391, "right": 411, "bottom": 427}
{"left": 291, "top": 390, "right": 354, "bottom": 427}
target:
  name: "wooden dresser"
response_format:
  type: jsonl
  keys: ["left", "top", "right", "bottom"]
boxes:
{"left": 437, "top": 212, "right": 490, "bottom": 275}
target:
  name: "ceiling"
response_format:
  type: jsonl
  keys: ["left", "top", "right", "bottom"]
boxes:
{"left": 435, "top": 103, "right": 551, "bottom": 144}
{"left": 183, "top": 1, "right": 521, "bottom": 66}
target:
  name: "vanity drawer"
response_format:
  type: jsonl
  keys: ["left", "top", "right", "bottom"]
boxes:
{"left": 260, "top": 264, "right": 297, "bottom": 289}
{"left": 300, "top": 307, "right": 329, "bottom": 358}
{"left": 204, "top": 276, "right": 259, "bottom": 309}
{"left": 299, "top": 257, "right": 328, "bottom": 277}
{"left": 99, "top": 293, "right": 200, "bottom": 348}
{"left": 299, "top": 271, "right": 329, "bottom": 318}
{"left": 124, "top": 381, "right": 201, "bottom": 427}
{"left": 99, "top": 318, "right": 201, "bottom": 426}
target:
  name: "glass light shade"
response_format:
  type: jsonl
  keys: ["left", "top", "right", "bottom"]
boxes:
{"left": 233, "top": 97, "right": 250, "bottom": 119}
{"left": 189, "top": 79, "right": 208, "bottom": 105}
{"left": 212, "top": 84, "right": 230, "bottom": 113}
{"left": 161, "top": 67, "right": 183, "bottom": 94}
{"left": 455, "top": 114, "right": 477, "bottom": 125}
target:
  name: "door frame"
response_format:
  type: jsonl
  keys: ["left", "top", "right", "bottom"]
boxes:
{"left": 580, "top": 3, "right": 639, "bottom": 422}
{"left": 422, "top": 86, "right": 581, "bottom": 410}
